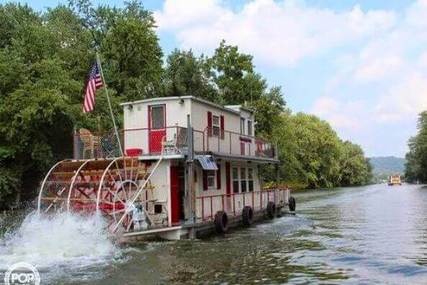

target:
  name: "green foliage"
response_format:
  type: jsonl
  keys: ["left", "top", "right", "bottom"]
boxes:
{"left": 339, "top": 141, "right": 372, "bottom": 186}
{"left": 162, "top": 49, "right": 217, "bottom": 101}
{"left": 272, "top": 112, "right": 372, "bottom": 188}
{"left": 208, "top": 40, "right": 256, "bottom": 105}
{"left": 250, "top": 86, "right": 285, "bottom": 138}
{"left": 405, "top": 111, "right": 427, "bottom": 182}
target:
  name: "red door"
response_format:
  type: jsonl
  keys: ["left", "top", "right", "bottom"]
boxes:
{"left": 148, "top": 105, "right": 166, "bottom": 153}
{"left": 170, "top": 166, "right": 181, "bottom": 225}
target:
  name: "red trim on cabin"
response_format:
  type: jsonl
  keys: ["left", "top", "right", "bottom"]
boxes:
{"left": 125, "top": 148, "right": 142, "bottom": 156}
{"left": 203, "top": 170, "right": 208, "bottom": 191}
{"left": 225, "top": 162, "right": 231, "bottom": 195}
{"left": 207, "top": 111, "right": 212, "bottom": 137}
{"left": 220, "top": 115, "right": 225, "bottom": 139}
{"left": 170, "top": 166, "right": 181, "bottom": 225}
{"left": 239, "top": 136, "right": 252, "bottom": 143}
{"left": 147, "top": 105, "right": 151, "bottom": 129}
{"left": 216, "top": 163, "right": 221, "bottom": 189}
{"left": 148, "top": 104, "right": 166, "bottom": 153}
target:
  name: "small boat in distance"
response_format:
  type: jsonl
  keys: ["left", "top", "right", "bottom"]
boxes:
{"left": 388, "top": 175, "right": 402, "bottom": 186}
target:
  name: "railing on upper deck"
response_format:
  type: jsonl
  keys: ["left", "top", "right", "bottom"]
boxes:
{"left": 73, "top": 126, "right": 276, "bottom": 159}
{"left": 200, "top": 127, "right": 275, "bottom": 158}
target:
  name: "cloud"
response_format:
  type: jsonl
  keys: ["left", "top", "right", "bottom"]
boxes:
{"left": 375, "top": 73, "right": 427, "bottom": 123}
{"left": 353, "top": 55, "right": 403, "bottom": 82}
{"left": 312, "top": 96, "right": 365, "bottom": 130}
{"left": 154, "top": 0, "right": 396, "bottom": 66}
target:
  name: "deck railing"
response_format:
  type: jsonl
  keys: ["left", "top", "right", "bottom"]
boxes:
{"left": 201, "top": 127, "right": 275, "bottom": 158}
{"left": 195, "top": 189, "right": 290, "bottom": 222}
{"left": 73, "top": 126, "right": 276, "bottom": 159}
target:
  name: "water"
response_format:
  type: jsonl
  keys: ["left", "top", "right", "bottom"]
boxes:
{"left": 2, "top": 184, "right": 427, "bottom": 284}
{"left": 0, "top": 212, "right": 121, "bottom": 282}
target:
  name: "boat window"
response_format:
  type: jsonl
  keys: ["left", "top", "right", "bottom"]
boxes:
{"left": 247, "top": 120, "right": 253, "bottom": 136}
{"left": 240, "top": 117, "right": 245, "bottom": 134}
{"left": 207, "top": 170, "right": 216, "bottom": 189}
{"left": 150, "top": 105, "right": 165, "bottom": 129}
{"left": 240, "top": 168, "right": 247, "bottom": 193}
{"left": 248, "top": 168, "right": 254, "bottom": 191}
{"left": 212, "top": 115, "right": 220, "bottom": 137}
{"left": 232, "top": 167, "right": 239, "bottom": 193}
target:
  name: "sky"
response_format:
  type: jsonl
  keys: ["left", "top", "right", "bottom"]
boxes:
{"left": 6, "top": 0, "right": 427, "bottom": 158}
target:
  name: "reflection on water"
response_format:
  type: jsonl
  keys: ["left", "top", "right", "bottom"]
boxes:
{"left": 4, "top": 184, "right": 427, "bottom": 284}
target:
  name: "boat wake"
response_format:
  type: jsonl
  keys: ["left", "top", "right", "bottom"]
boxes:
{"left": 0, "top": 212, "right": 120, "bottom": 273}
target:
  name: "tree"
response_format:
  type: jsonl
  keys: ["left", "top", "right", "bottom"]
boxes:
{"left": 339, "top": 141, "right": 371, "bottom": 186}
{"left": 250, "top": 86, "right": 285, "bottom": 138}
{"left": 162, "top": 49, "right": 217, "bottom": 101}
{"left": 405, "top": 111, "right": 427, "bottom": 182}
{"left": 272, "top": 112, "right": 372, "bottom": 188}
{"left": 69, "top": 0, "right": 164, "bottom": 102}
{"left": 208, "top": 40, "right": 256, "bottom": 105}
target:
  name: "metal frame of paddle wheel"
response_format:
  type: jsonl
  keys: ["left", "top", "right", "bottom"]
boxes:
{"left": 94, "top": 157, "right": 156, "bottom": 233}
{"left": 37, "top": 139, "right": 166, "bottom": 234}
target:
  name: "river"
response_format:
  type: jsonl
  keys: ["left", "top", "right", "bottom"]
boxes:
{"left": 2, "top": 183, "right": 427, "bottom": 284}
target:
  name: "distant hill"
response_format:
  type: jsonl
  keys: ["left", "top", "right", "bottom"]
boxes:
{"left": 369, "top": 156, "right": 406, "bottom": 176}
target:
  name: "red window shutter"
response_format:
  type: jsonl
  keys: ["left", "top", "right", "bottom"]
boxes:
{"left": 220, "top": 115, "right": 225, "bottom": 139}
{"left": 203, "top": 170, "right": 208, "bottom": 190}
{"left": 148, "top": 106, "right": 151, "bottom": 129}
{"left": 216, "top": 163, "right": 221, "bottom": 189}
{"left": 207, "top": 111, "right": 212, "bottom": 137}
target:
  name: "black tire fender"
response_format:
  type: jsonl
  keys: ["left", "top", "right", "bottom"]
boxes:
{"left": 242, "top": 206, "right": 254, "bottom": 226}
{"left": 214, "top": 211, "right": 228, "bottom": 233}
{"left": 288, "top": 196, "right": 296, "bottom": 212}
{"left": 266, "top": 201, "right": 276, "bottom": 219}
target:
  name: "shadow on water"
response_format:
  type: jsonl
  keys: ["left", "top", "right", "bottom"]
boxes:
{"left": 3, "top": 184, "right": 427, "bottom": 284}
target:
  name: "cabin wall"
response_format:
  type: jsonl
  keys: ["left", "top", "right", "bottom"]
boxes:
{"left": 123, "top": 98, "right": 191, "bottom": 153}
{"left": 123, "top": 103, "right": 148, "bottom": 152}
{"left": 195, "top": 161, "right": 268, "bottom": 220}
{"left": 143, "top": 159, "right": 171, "bottom": 224}
{"left": 191, "top": 100, "right": 241, "bottom": 154}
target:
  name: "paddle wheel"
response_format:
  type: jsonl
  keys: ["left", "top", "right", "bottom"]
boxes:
{"left": 37, "top": 157, "right": 160, "bottom": 233}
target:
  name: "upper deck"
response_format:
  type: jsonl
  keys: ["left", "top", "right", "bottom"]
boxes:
{"left": 73, "top": 96, "right": 278, "bottom": 162}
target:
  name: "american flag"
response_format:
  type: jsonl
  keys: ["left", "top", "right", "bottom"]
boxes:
{"left": 83, "top": 62, "right": 103, "bottom": 113}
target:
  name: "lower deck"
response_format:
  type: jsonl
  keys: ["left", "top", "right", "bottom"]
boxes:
{"left": 122, "top": 200, "right": 293, "bottom": 242}
{"left": 124, "top": 154, "right": 289, "bottom": 238}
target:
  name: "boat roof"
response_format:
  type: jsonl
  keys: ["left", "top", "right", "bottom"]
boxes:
{"left": 120, "top": 96, "right": 251, "bottom": 116}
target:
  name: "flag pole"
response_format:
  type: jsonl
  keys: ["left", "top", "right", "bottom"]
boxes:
{"left": 96, "top": 53, "right": 124, "bottom": 157}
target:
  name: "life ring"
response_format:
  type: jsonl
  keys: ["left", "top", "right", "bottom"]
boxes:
{"left": 242, "top": 206, "right": 254, "bottom": 226}
{"left": 266, "top": 201, "right": 276, "bottom": 219}
{"left": 288, "top": 196, "right": 296, "bottom": 212}
{"left": 214, "top": 211, "right": 228, "bottom": 233}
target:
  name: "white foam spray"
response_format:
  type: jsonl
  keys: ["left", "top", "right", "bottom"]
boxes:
{"left": 0, "top": 211, "right": 119, "bottom": 270}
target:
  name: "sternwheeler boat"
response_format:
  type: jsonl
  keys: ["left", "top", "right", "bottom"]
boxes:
{"left": 37, "top": 96, "right": 295, "bottom": 242}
